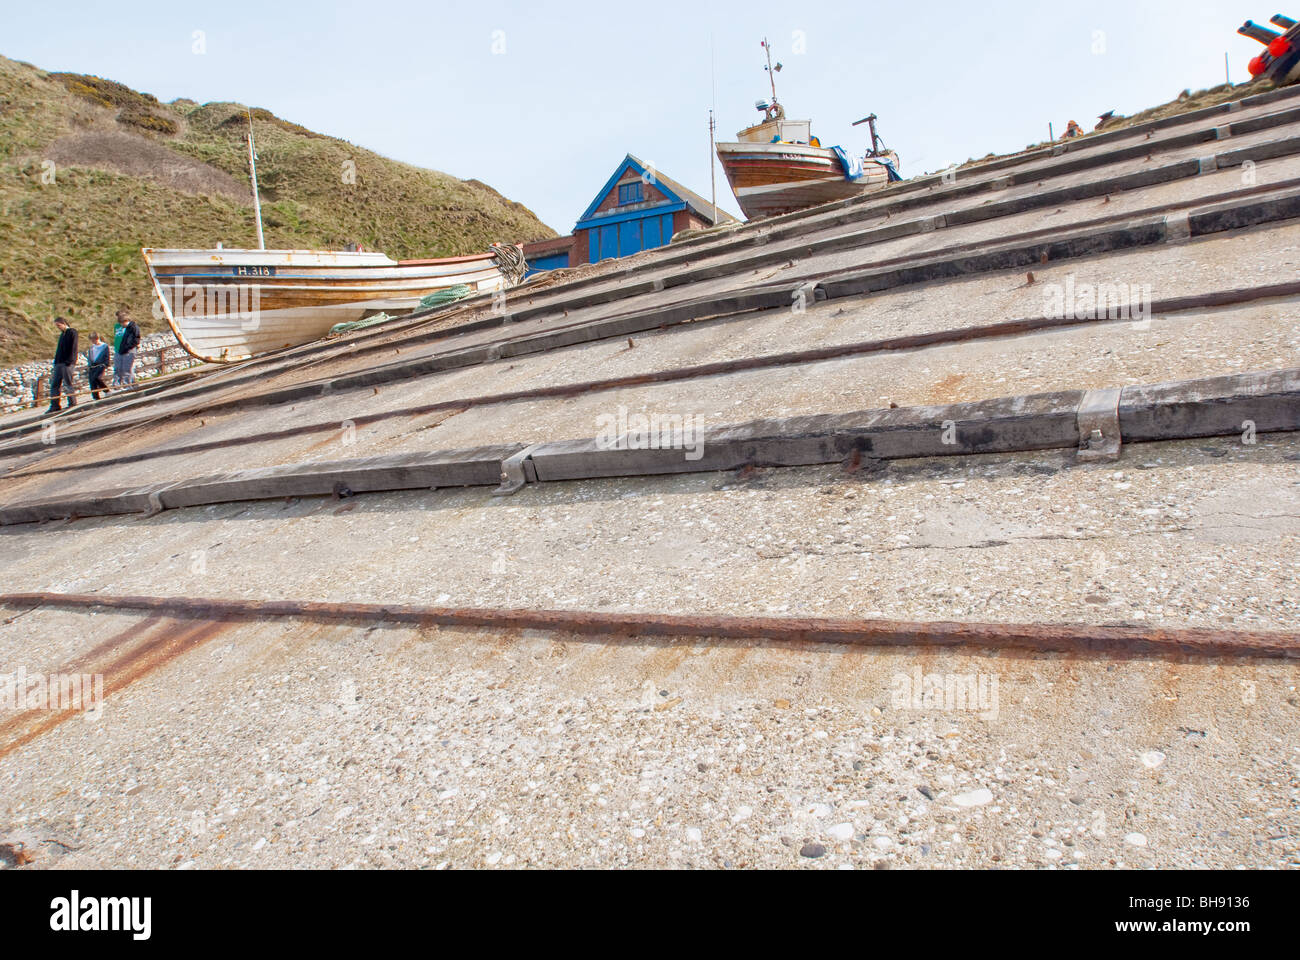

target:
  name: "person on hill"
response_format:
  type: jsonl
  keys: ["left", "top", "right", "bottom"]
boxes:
{"left": 112, "top": 309, "right": 141, "bottom": 388}
{"left": 48, "top": 317, "right": 79, "bottom": 413}
{"left": 85, "top": 332, "right": 110, "bottom": 400}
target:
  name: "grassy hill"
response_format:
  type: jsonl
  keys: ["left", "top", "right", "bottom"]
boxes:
{"left": 0, "top": 55, "right": 556, "bottom": 366}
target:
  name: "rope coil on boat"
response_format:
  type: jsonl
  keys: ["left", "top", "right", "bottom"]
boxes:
{"left": 491, "top": 242, "right": 528, "bottom": 286}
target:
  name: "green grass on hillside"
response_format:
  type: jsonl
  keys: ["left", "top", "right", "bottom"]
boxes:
{"left": 0, "top": 55, "right": 556, "bottom": 366}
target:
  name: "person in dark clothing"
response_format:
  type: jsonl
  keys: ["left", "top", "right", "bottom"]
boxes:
{"left": 48, "top": 317, "right": 79, "bottom": 413}
{"left": 113, "top": 309, "right": 141, "bottom": 388}
{"left": 85, "top": 332, "right": 110, "bottom": 400}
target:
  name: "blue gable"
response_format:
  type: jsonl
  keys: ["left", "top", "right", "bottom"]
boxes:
{"left": 573, "top": 154, "right": 685, "bottom": 230}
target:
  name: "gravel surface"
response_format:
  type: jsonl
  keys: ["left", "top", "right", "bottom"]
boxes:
{"left": 1, "top": 602, "right": 1296, "bottom": 870}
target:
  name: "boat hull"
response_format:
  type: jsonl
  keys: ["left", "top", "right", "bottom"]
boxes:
{"left": 142, "top": 247, "right": 520, "bottom": 363}
{"left": 716, "top": 141, "right": 897, "bottom": 220}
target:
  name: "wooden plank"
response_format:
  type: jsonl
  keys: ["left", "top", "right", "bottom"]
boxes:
{"left": 0, "top": 445, "right": 526, "bottom": 524}
{"left": 2, "top": 369, "right": 1296, "bottom": 525}
{"left": 527, "top": 391, "right": 1084, "bottom": 482}
{"left": 1119, "top": 368, "right": 1300, "bottom": 441}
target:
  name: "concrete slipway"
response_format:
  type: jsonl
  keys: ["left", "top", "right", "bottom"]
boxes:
{"left": 1, "top": 85, "right": 1299, "bottom": 870}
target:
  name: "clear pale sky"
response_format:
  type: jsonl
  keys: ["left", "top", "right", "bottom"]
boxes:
{"left": 0, "top": 0, "right": 1275, "bottom": 232}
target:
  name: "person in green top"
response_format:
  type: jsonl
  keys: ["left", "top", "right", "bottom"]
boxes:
{"left": 111, "top": 308, "right": 140, "bottom": 388}
{"left": 112, "top": 312, "right": 127, "bottom": 390}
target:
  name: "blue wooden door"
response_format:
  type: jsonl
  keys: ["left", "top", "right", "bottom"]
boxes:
{"left": 642, "top": 215, "right": 661, "bottom": 250}
{"left": 619, "top": 220, "right": 641, "bottom": 257}
{"left": 598, "top": 226, "right": 619, "bottom": 262}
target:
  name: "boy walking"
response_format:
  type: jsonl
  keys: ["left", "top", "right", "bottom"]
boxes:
{"left": 86, "top": 332, "right": 110, "bottom": 400}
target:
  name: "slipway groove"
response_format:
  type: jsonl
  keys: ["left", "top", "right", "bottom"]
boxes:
{"left": 2, "top": 593, "right": 1297, "bottom": 660}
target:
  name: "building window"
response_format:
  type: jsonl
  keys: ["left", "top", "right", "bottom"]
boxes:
{"left": 617, "top": 182, "right": 643, "bottom": 205}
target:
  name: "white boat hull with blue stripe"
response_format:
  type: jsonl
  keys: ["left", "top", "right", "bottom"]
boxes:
{"left": 142, "top": 246, "right": 523, "bottom": 363}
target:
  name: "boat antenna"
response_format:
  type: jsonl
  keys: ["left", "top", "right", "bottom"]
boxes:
{"left": 709, "top": 109, "right": 717, "bottom": 224}
{"left": 709, "top": 34, "right": 718, "bottom": 224}
{"left": 761, "top": 38, "right": 781, "bottom": 106}
{"left": 246, "top": 109, "right": 266, "bottom": 250}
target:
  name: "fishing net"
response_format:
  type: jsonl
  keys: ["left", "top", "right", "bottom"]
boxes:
{"left": 326, "top": 284, "right": 474, "bottom": 336}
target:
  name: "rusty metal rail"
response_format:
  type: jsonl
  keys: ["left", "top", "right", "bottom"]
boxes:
{"left": 3, "top": 592, "right": 1298, "bottom": 659}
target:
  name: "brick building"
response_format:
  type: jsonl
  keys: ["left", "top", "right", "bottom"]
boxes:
{"left": 523, "top": 154, "right": 735, "bottom": 275}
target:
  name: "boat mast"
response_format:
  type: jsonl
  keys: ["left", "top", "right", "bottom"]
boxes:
{"left": 246, "top": 110, "right": 266, "bottom": 250}
{"left": 761, "top": 38, "right": 779, "bottom": 107}
{"left": 708, "top": 110, "right": 717, "bottom": 223}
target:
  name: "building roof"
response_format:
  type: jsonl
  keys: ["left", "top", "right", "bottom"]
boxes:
{"left": 574, "top": 153, "right": 737, "bottom": 229}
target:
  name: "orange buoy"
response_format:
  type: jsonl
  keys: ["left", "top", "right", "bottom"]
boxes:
{"left": 1268, "top": 38, "right": 1291, "bottom": 58}
{"left": 1249, "top": 55, "right": 1268, "bottom": 76}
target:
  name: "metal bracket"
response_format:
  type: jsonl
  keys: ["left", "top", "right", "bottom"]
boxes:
{"left": 1077, "top": 388, "right": 1123, "bottom": 462}
{"left": 1164, "top": 212, "right": 1192, "bottom": 242}
{"left": 493, "top": 444, "right": 541, "bottom": 496}
{"left": 141, "top": 481, "right": 182, "bottom": 518}
{"left": 1212, "top": 125, "right": 1232, "bottom": 140}
{"left": 1197, "top": 155, "right": 1219, "bottom": 175}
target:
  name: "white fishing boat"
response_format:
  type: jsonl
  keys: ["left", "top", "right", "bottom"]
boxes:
{"left": 142, "top": 110, "right": 525, "bottom": 364}
{"left": 143, "top": 245, "right": 522, "bottom": 363}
